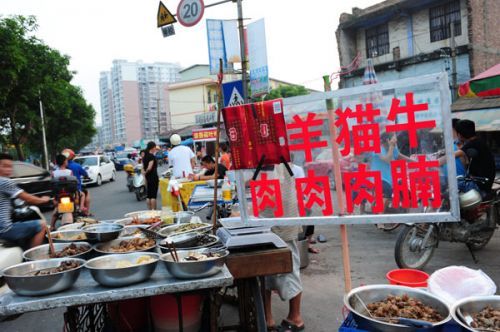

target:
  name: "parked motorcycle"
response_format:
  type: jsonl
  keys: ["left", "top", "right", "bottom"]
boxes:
{"left": 133, "top": 164, "right": 147, "bottom": 201}
{"left": 51, "top": 175, "right": 80, "bottom": 225}
{"left": 124, "top": 163, "right": 135, "bottom": 192}
{"left": 394, "top": 175, "right": 500, "bottom": 270}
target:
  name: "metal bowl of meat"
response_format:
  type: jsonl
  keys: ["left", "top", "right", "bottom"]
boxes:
{"left": 158, "top": 234, "right": 219, "bottom": 253}
{"left": 119, "top": 225, "right": 148, "bottom": 238}
{"left": 82, "top": 224, "right": 124, "bottom": 243}
{"left": 158, "top": 222, "right": 212, "bottom": 238}
{"left": 49, "top": 230, "right": 88, "bottom": 243}
{"left": 344, "top": 285, "right": 451, "bottom": 332}
{"left": 160, "top": 248, "right": 228, "bottom": 279}
{"left": 94, "top": 237, "right": 157, "bottom": 255}
{"left": 85, "top": 253, "right": 159, "bottom": 287}
{"left": 1, "top": 258, "right": 85, "bottom": 296}
{"left": 23, "top": 242, "right": 92, "bottom": 261}
{"left": 451, "top": 295, "right": 500, "bottom": 331}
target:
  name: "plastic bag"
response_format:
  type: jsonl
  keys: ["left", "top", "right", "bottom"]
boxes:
{"left": 428, "top": 266, "right": 497, "bottom": 304}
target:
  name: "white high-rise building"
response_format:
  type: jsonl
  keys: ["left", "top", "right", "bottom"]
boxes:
{"left": 99, "top": 60, "right": 181, "bottom": 147}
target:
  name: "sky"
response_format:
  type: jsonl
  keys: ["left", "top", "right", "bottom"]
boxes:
{"left": 2, "top": 0, "right": 381, "bottom": 125}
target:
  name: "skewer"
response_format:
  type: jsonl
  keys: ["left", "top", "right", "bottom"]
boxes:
{"left": 46, "top": 225, "right": 56, "bottom": 257}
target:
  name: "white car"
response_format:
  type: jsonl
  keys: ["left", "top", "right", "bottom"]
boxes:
{"left": 74, "top": 155, "right": 116, "bottom": 186}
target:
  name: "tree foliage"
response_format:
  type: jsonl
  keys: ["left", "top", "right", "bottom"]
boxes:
{"left": 264, "top": 84, "right": 310, "bottom": 101}
{"left": 0, "top": 15, "right": 95, "bottom": 161}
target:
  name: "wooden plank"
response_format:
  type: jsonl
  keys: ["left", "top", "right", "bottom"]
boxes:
{"left": 226, "top": 248, "right": 292, "bottom": 279}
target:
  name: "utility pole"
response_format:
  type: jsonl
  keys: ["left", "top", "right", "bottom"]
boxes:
{"left": 38, "top": 93, "right": 49, "bottom": 170}
{"left": 236, "top": 0, "right": 248, "bottom": 102}
{"left": 450, "top": 22, "right": 457, "bottom": 102}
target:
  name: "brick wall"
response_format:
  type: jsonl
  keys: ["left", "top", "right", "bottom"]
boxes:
{"left": 467, "top": 0, "right": 500, "bottom": 76}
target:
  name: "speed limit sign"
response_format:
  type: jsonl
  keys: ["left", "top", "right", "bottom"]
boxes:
{"left": 177, "top": 0, "right": 205, "bottom": 27}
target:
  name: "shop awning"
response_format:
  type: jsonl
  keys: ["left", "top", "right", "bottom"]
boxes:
{"left": 458, "top": 63, "right": 500, "bottom": 98}
{"left": 452, "top": 108, "right": 500, "bottom": 132}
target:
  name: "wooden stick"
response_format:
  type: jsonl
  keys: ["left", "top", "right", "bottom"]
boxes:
{"left": 46, "top": 225, "right": 56, "bottom": 257}
{"left": 323, "top": 75, "right": 352, "bottom": 293}
{"left": 212, "top": 58, "right": 225, "bottom": 234}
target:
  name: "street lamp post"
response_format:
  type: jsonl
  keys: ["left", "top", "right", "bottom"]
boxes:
{"left": 39, "top": 94, "right": 49, "bottom": 170}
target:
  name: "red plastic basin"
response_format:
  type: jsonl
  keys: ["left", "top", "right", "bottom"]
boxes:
{"left": 386, "top": 269, "right": 429, "bottom": 287}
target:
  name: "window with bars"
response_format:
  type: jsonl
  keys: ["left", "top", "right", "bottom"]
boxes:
{"left": 429, "top": 0, "right": 461, "bottom": 42}
{"left": 365, "top": 23, "right": 389, "bottom": 58}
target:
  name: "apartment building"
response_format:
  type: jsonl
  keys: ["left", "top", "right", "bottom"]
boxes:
{"left": 99, "top": 60, "right": 181, "bottom": 147}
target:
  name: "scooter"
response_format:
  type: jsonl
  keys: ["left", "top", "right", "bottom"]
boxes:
{"left": 133, "top": 164, "right": 147, "bottom": 201}
{"left": 124, "top": 163, "right": 135, "bottom": 192}
{"left": 51, "top": 176, "right": 80, "bottom": 226}
{"left": 1, "top": 203, "right": 49, "bottom": 276}
{"left": 394, "top": 150, "right": 500, "bottom": 270}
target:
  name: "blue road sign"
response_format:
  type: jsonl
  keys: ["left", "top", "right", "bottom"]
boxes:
{"left": 222, "top": 80, "right": 244, "bottom": 107}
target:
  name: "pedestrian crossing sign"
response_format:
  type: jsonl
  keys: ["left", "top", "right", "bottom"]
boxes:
{"left": 157, "top": 1, "right": 177, "bottom": 27}
{"left": 222, "top": 80, "right": 245, "bottom": 107}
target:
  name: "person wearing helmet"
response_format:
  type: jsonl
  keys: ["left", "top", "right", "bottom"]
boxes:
{"left": 168, "top": 134, "right": 195, "bottom": 178}
{"left": 63, "top": 149, "right": 91, "bottom": 216}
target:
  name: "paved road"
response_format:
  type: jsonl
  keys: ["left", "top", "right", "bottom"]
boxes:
{"left": 1, "top": 170, "right": 499, "bottom": 331}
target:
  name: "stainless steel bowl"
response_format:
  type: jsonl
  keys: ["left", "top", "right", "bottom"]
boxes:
{"left": 344, "top": 285, "right": 451, "bottom": 332}
{"left": 174, "top": 211, "right": 195, "bottom": 224}
{"left": 23, "top": 242, "right": 92, "bottom": 261}
{"left": 124, "top": 210, "right": 161, "bottom": 219}
{"left": 82, "top": 224, "right": 124, "bottom": 243}
{"left": 158, "top": 234, "right": 219, "bottom": 253}
{"left": 85, "top": 253, "right": 159, "bottom": 287}
{"left": 1, "top": 258, "right": 85, "bottom": 296}
{"left": 49, "top": 230, "right": 88, "bottom": 243}
{"left": 119, "top": 225, "right": 148, "bottom": 238}
{"left": 160, "top": 248, "right": 228, "bottom": 279}
{"left": 58, "top": 220, "right": 100, "bottom": 231}
{"left": 158, "top": 222, "right": 212, "bottom": 238}
{"left": 451, "top": 295, "right": 500, "bottom": 331}
{"left": 93, "top": 238, "right": 157, "bottom": 255}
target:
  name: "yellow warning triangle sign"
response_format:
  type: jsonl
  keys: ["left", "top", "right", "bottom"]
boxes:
{"left": 157, "top": 1, "right": 177, "bottom": 27}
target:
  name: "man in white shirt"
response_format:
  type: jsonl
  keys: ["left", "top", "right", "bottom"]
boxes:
{"left": 168, "top": 134, "right": 195, "bottom": 178}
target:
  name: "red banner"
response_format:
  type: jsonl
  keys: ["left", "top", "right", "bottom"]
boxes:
{"left": 223, "top": 99, "right": 290, "bottom": 170}
{"left": 192, "top": 128, "right": 217, "bottom": 142}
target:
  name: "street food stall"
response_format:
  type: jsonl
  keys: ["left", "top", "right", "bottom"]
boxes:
{"left": 0, "top": 211, "right": 234, "bottom": 331}
{"left": 1, "top": 73, "right": 499, "bottom": 332}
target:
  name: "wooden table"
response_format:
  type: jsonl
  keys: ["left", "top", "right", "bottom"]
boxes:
{"left": 222, "top": 248, "right": 293, "bottom": 332}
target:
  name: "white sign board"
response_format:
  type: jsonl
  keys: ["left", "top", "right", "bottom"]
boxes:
{"left": 225, "top": 73, "right": 459, "bottom": 227}
{"left": 247, "top": 19, "right": 269, "bottom": 97}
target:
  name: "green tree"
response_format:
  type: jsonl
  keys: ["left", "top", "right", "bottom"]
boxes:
{"left": 0, "top": 15, "right": 95, "bottom": 161}
{"left": 264, "top": 84, "right": 310, "bottom": 101}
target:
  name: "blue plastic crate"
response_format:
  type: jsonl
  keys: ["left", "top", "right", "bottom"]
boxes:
{"left": 339, "top": 313, "right": 463, "bottom": 331}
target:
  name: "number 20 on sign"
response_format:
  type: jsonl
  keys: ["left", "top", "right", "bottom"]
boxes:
{"left": 177, "top": 0, "right": 205, "bottom": 27}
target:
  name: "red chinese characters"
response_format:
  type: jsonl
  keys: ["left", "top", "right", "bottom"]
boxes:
{"left": 250, "top": 174, "right": 284, "bottom": 217}
{"left": 343, "top": 164, "right": 384, "bottom": 213}
{"left": 386, "top": 92, "right": 436, "bottom": 148}
{"left": 335, "top": 104, "right": 381, "bottom": 156}
{"left": 287, "top": 112, "right": 328, "bottom": 162}
{"left": 295, "top": 170, "right": 333, "bottom": 216}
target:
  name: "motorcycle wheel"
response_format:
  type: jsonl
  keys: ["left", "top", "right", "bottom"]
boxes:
{"left": 394, "top": 224, "right": 438, "bottom": 270}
